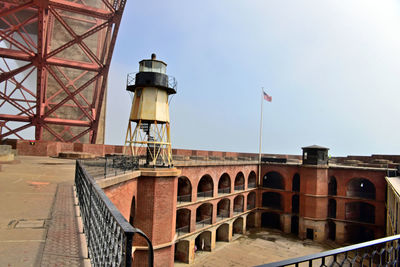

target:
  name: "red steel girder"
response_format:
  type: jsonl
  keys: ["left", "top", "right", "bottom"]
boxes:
{"left": 0, "top": 0, "right": 127, "bottom": 143}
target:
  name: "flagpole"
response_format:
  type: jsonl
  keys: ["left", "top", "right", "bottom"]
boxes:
{"left": 258, "top": 87, "right": 264, "bottom": 186}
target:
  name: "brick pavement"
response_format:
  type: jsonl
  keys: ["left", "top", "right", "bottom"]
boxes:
{"left": 40, "top": 183, "right": 84, "bottom": 266}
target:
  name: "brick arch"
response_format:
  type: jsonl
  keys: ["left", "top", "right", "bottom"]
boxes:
{"left": 175, "top": 239, "right": 190, "bottom": 263}
{"left": 262, "top": 191, "right": 283, "bottom": 210}
{"left": 234, "top": 172, "right": 245, "bottom": 191}
{"left": 247, "top": 191, "right": 256, "bottom": 209}
{"left": 233, "top": 217, "right": 244, "bottom": 235}
{"left": 328, "top": 176, "right": 337, "bottom": 196}
{"left": 218, "top": 173, "right": 231, "bottom": 195}
{"left": 248, "top": 171, "right": 257, "bottom": 189}
{"left": 176, "top": 208, "right": 191, "bottom": 235}
{"left": 196, "top": 203, "right": 213, "bottom": 225}
{"left": 216, "top": 223, "right": 230, "bottom": 242}
{"left": 262, "top": 171, "right": 285, "bottom": 190}
{"left": 233, "top": 194, "right": 245, "bottom": 213}
{"left": 197, "top": 174, "right": 214, "bottom": 199}
{"left": 346, "top": 178, "right": 376, "bottom": 200}
{"left": 195, "top": 230, "right": 212, "bottom": 251}
{"left": 217, "top": 198, "right": 230, "bottom": 219}
{"left": 178, "top": 176, "right": 192, "bottom": 203}
{"left": 345, "top": 201, "right": 375, "bottom": 224}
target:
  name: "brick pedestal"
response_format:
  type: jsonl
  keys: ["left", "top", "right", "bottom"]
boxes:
{"left": 133, "top": 168, "right": 180, "bottom": 267}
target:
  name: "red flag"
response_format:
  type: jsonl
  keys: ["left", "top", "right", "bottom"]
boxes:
{"left": 263, "top": 91, "right": 272, "bottom": 102}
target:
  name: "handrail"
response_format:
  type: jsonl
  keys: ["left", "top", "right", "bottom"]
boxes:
{"left": 248, "top": 182, "right": 256, "bottom": 188}
{"left": 176, "top": 226, "right": 189, "bottom": 236}
{"left": 197, "top": 190, "right": 213, "bottom": 198}
{"left": 218, "top": 187, "right": 231, "bottom": 194}
{"left": 177, "top": 194, "right": 191, "bottom": 203}
{"left": 75, "top": 160, "right": 153, "bottom": 267}
{"left": 257, "top": 234, "right": 400, "bottom": 267}
{"left": 234, "top": 184, "right": 244, "bottom": 191}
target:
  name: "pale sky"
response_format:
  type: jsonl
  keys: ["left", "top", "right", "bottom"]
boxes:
{"left": 106, "top": 0, "right": 400, "bottom": 156}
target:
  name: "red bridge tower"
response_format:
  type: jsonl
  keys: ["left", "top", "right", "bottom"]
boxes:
{"left": 0, "top": 0, "right": 126, "bottom": 143}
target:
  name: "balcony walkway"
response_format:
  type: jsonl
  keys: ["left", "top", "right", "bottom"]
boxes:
{"left": 0, "top": 156, "right": 89, "bottom": 266}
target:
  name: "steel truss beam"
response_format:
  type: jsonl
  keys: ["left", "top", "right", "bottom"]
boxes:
{"left": 0, "top": 0, "right": 126, "bottom": 143}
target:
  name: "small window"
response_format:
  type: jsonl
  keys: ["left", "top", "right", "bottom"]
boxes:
{"left": 304, "top": 152, "right": 308, "bottom": 160}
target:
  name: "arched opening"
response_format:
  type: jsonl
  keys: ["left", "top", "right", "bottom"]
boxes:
{"left": 178, "top": 176, "right": 192, "bottom": 203}
{"left": 233, "top": 195, "right": 244, "bottom": 214}
{"left": 248, "top": 171, "right": 257, "bottom": 189}
{"left": 291, "top": 216, "right": 299, "bottom": 234}
{"left": 174, "top": 240, "right": 190, "bottom": 263}
{"left": 247, "top": 192, "right": 256, "bottom": 210}
{"left": 292, "top": 173, "right": 300, "bottom": 192}
{"left": 216, "top": 224, "right": 230, "bottom": 242}
{"left": 345, "top": 202, "right": 375, "bottom": 223}
{"left": 328, "top": 199, "right": 336, "bottom": 218}
{"left": 246, "top": 212, "right": 256, "bottom": 230}
{"left": 346, "top": 224, "right": 374, "bottom": 243}
{"left": 129, "top": 196, "right": 135, "bottom": 225}
{"left": 261, "top": 212, "right": 281, "bottom": 230}
{"left": 195, "top": 231, "right": 212, "bottom": 252}
{"left": 234, "top": 172, "right": 245, "bottom": 191}
{"left": 176, "top": 208, "right": 190, "bottom": 236}
{"left": 217, "top": 198, "right": 230, "bottom": 221}
{"left": 233, "top": 217, "right": 244, "bottom": 236}
{"left": 218, "top": 173, "right": 231, "bottom": 195}
{"left": 328, "top": 176, "right": 337, "bottom": 196}
{"left": 262, "top": 171, "right": 284, "bottom": 189}
{"left": 196, "top": 203, "right": 212, "bottom": 229}
{"left": 197, "top": 175, "right": 214, "bottom": 199}
{"left": 347, "top": 178, "right": 375, "bottom": 200}
{"left": 328, "top": 221, "right": 336, "bottom": 241}
{"left": 262, "top": 192, "right": 283, "bottom": 210}
{"left": 292, "top": 194, "right": 299, "bottom": 214}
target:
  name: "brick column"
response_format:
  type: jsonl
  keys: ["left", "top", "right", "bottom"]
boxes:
{"left": 281, "top": 214, "right": 291, "bottom": 234}
{"left": 133, "top": 168, "right": 181, "bottom": 267}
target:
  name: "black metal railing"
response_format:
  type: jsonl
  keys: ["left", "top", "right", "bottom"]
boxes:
{"left": 217, "top": 210, "right": 229, "bottom": 221}
{"left": 247, "top": 204, "right": 255, "bottom": 210}
{"left": 177, "top": 194, "right": 191, "bottom": 203}
{"left": 197, "top": 190, "right": 213, "bottom": 199}
{"left": 176, "top": 226, "right": 189, "bottom": 236}
{"left": 75, "top": 161, "right": 153, "bottom": 267}
{"left": 127, "top": 72, "right": 178, "bottom": 92}
{"left": 80, "top": 155, "right": 139, "bottom": 179}
{"left": 346, "top": 190, "right": 376, "bottom": 200}
{"left": 233, "top": 206, "right": 243, "bottom": 214}
{"left": 257, "top": 234, "right": 400, "bottom": 267}
{"left": 218, "top": 187, "right": 231, "bottom": 194}
{"left": 234, "top": 184, "right": 245, "bottom": 191}
{"left": 248, "top": 182, "right": 256, "bottom": 189}
{"left": 196, "top": 217, "right": 212, "bottom": 229}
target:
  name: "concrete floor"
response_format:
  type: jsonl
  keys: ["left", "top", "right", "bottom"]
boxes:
{"left": 175, "top": 228, "right": 337, "bottom": 267}
{"left": 0, "top": 156, "right": 86, "bottom": 266}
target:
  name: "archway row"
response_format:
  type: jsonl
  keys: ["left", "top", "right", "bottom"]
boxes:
{"left": 177, "top": 171, "right": 258, "bottom": 203}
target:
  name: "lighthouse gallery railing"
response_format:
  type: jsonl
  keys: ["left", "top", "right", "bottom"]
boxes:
{"left": 75, "top": 160, "right": 153, "bottom": 267}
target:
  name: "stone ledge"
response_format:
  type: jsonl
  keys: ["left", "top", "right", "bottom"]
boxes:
{"left": 139, "top": 168, "right": 181, "bottom": 177}
{"left": 97, "top": 171, "right": 141, "bottom": 188}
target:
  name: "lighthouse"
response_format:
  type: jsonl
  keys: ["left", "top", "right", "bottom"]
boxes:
{"left": 124, "top": 54, "right": 177, "bottom": 167}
